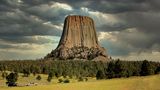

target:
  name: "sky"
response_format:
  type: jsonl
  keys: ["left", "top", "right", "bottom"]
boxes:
{"left": 0, "top": 0, "right": 160, "bottom": 61}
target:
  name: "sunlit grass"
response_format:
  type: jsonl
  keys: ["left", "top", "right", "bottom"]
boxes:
{"left": 0, "top": 73, "right": 160, "bottom": 90}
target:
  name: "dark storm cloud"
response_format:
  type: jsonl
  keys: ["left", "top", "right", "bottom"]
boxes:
{"left": 0, "top": 0, "right": 20, "bottom": 8}
{"left": 117, "top": 12, "right": 160, "bottom": 34}
{"left": 100, "top": 29, "right": 160, "bottom": 57}
{"left": 50, "top": 0, "right": 149, "bottom": 13}
{"left": 112, "top": 10, "right": 160, "bottom": 54}
{"left": 20, "top": 0, "right": 148, "bottom": 13}
{"left": 18, "top": 0, "right": 160, "bottom": 13}
{"left": 89, "top": 0, "right": 160, "bottom": 57}
{"left": 0, "top": 8, "right": 61, "bottom": 37}
{"left": 97, "top": 23, "right": 130, "bottom": 32}
{"left": 23, "top": 3, "right": 71, "bottom": 24}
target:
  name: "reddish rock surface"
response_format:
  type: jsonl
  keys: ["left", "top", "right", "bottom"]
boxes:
{"left": 45, "top": 15, "right": 108, "bottom": 61}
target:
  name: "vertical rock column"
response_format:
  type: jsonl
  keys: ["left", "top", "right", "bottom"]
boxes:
{"left": 45, "top": 15, "right": 108, "bottom": 61}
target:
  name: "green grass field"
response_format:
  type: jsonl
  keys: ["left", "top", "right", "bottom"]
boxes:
{"left": 0, "top": 74, "right": 160, "bottom": 90}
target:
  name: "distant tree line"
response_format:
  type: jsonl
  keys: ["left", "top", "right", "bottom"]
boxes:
{"left": 0, "top": 59, "right": 160, "bottom": 81}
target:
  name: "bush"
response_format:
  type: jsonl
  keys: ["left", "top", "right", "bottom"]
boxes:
{"left": 22, "top": 69, "right": 30, "bottom": 77}
{"left": 47, "top": 72, "right": 53, "bottom": 82}
{"left": 6, "top": 73, "right": 18, "bottom": 87}
{"left": 84, "top": 78, "right": 88, "bottom": 81}
{"left": 47, "top": 76, "right": 52, "bottom": 82}
{"left": 7, "top": 82, "right": 17, "bottom": 87}
{"left": 63, "top": 79, "right": 70, "bottom": 83}
{"left": 78, "top": 77, "right": 88, "bottom": 82}
{"left": 58, "top": 79, "right": 63, "bottom": 83}
{"left": 78, "top": 77, "right": 83, "bottom": 82}
{"left": 36, "top": 75, "right": 41, "bottom": 80}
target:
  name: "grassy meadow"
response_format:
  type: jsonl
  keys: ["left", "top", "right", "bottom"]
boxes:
{"left": 0, "top": 73, "right": 160, "bottom": 90}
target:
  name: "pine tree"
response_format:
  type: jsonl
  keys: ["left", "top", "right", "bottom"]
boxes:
{"left": 140, "top": 60, "right": 155, "bottom": 76}
{"left": 96, "top": 70, "right": 105, "bottom": 80}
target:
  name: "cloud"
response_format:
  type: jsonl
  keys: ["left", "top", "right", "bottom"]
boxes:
{"left": 49, "top": 0, "right": 149, "bottom": 13}
{"left": 114, "top": 51, "right": 160, "bottom": 61}
{"left": 117, "top": 12, "right": 160, "bottom": 34}
{"left": 0, "top": 40, "right": 59, "bottom": 60}
{"left": 99, "top": 29, "right": 160, "bottom": 58}
{"left": 0, "top": 36, "right": 58, "bottom": 44}
{"left": 0, "top": 9, "right": 62, "bottom": 36}
{"left": 50, "top": 2, "right": 73, "bottom": 11}
{"left": 24, "top": 1, "right": 73, "bottom": 24}
{"left": 0, "top": 0, "right": 159, "bottom": 61}
{"left": 0, "top": 42, "right": 37, "bottom": 50}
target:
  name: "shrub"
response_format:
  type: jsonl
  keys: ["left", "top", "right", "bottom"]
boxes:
{"left": 22, "top": 69, "right": 30, "bottom": 77}
{"left": 58, "top": 79, "right": 63, "bottom": 83}
{"left": 78, "top": 77, "right": 83, "bottom": 82}
{"left": 47, "top": 76, "right": 52, "bottom": 82}
{"left": 47, "top": 72, "right": 54, "bottom": 82}
{"left": 63, "top": 79, "right": 70, "bottom": 83}
{"left": 6, "top": 73, "right": 18, "bottom": 87}
{"left": 36, "top": 75, "right": 41, "bottom": 80}
{"left": 84, "top": 78, "right": 88, "bottom": 81}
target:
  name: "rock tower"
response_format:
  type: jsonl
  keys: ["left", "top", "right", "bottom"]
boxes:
{"left": 45, "top": 15, "right": 108, "bottom": 61}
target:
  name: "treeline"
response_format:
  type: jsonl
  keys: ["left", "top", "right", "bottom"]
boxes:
{"left": 0, "top": 60, "right": 160, "bottom": 79}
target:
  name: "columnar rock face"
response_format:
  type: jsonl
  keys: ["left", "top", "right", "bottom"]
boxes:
{"left": 45, "top": 15, "right": 108, "bottom": 61}
{"left": 59, "top": 16, "right": 98, "bottom": 48}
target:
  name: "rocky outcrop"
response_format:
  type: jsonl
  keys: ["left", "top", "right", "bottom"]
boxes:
{"left": 45, "top": 15, "right": 108, "bottom": 61}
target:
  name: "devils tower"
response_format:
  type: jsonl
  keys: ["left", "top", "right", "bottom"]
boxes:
{"left": 45, "top": 15, "right": 108, "bottom": 61}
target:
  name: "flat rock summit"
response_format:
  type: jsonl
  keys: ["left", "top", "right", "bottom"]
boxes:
{"left": 45, "top": 15, "right": 108, "bottom": 61}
